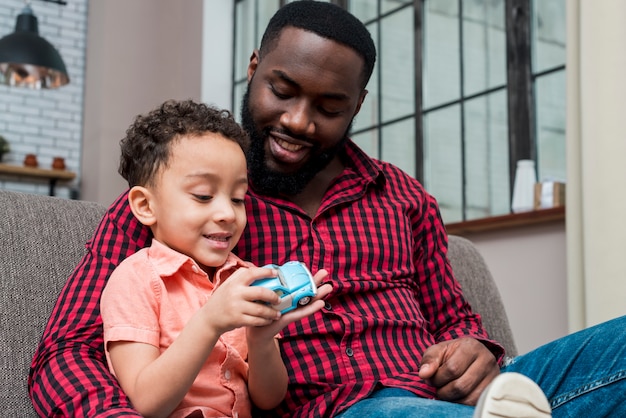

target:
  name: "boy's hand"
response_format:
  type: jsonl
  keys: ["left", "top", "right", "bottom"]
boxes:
{"left": 200, "top": 266, "right": 286, "bottom": 334}
{"left": 247, "top": 269, "right": 333, "bottom": 342}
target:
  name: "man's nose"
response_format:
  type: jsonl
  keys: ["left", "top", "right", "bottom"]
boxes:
{"left": 280, "top": 100, "right": 315, "bottom": 137}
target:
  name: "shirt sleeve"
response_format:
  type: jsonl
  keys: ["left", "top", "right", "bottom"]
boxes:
{"left": 101, "top": 254, "right": 162, "bottom": 373}
{"left": 28, "top": 191, "right": 151, "bottom": 417}
{"left": 413, "top": 192, "right": 505, "bottom": 362}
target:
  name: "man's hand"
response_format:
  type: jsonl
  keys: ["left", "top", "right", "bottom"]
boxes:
{"left": 418, "top": 337, "right": 499, "bottom": 405}
{"left": 247, "top": 269, "right": 332, "bottom": 342}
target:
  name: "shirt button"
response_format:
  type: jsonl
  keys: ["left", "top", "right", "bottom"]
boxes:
{"left": 345, "top": 348, "right": 354, "bottom": 357}
{"left": 224, "top": 370, "right": 231, "bottom": 380}
{"left": 192, "top": 265, "right": 199, "bottom": 273}
{"left": 324, "top": 302, "right": 332, "bottom": 310}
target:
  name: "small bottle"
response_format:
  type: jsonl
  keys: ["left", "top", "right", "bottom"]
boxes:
{"left": 511, "top": 159, "right": 537, "bottom": 213}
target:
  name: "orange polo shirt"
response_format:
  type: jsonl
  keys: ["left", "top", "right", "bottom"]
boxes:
{"left": 101, "top": 239, "right": 253, "bottom": 418}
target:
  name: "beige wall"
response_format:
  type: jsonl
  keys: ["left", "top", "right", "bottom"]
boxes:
{"left": 566, "top": 0, "right": 626, "bottom": 330}
{"left": 81, "top": 0, "right": 204, "bottom": 205}
{"left": 461, "top": 224, "right": 568, "bottom": 355}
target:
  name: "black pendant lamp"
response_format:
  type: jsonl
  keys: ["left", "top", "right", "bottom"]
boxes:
{"left": 0, "top": 1, "right": 69, "bottom": 89}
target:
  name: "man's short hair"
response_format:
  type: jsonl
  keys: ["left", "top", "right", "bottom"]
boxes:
{"left": 260, "top": 1, "right": 376, "bottom": 89}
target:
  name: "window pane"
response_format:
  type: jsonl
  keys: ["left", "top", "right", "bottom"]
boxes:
{"left": 233, "top": 1, "right": 281, "bottom": 81}
{"left": 233, "top": 81, "right": 247, "bottom": 122}
{"left": 351, "top": 128, "right": 379, "bottom": 160}
{"left": 531, "top": 0, "right": 566, "bottom": 73}
{"left": 535, "top": 70, "right": 566, "bottom": 183}
{"left": 462, "top": 0, "right": 506, "bottom": 96}
{"left": 354, "top": 21, "right": 380, "bottom": 133}
{"left": 423, "top": 0, "right": 460, "bottom": 109}
{"left": 464, "top": 91, "right": 510, "bottom": 220}
{"left": 381, "top": 0, "right": 413, "bottom": 15}
{"left": 349, "top": 0, "right": 377, "bottom": 22}
{"left": 381, "top": 118, "right": 415, "bottom": 177}
{"left": 423, "top": 105, "right": 462, "bottom": 223}
{"left": 381, "top": 7, "right": 414, "bottom": 122}
{"left": 234, "top": 0, "right": 256, "bottom": 81}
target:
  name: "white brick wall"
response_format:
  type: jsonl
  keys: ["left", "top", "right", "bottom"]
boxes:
{"left": 0, "top": 0, "right": 87, "bottom": 198}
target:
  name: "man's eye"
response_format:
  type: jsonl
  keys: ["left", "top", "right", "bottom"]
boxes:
{"left": 232, "top": 198, "right": 245, "bottom": 205}
{"left": 270, "top": 85, "right": 290, "bottom": 99}
{"left": 319, "top": 107, "right": 342, "bottom": 117}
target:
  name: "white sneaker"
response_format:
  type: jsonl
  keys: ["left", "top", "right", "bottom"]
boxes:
{"left": 473, "top": 372, "right": 552, "bottom": 418}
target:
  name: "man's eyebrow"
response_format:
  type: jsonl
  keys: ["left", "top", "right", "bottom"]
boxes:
{"left": 272, "top": 69, "right": 350, "bottom": 101}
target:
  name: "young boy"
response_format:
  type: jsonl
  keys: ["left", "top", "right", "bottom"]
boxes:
{"left": 100, "top": 99, "right": 331, "bottom": 418}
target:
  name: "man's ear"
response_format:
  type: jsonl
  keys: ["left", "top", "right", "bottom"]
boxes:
{"left": 247, "top": 49, "right": 260, "bottom": 82}
{"left": 128, "top": 186, "right": 156, "bottom": 226}
{"left": 353, "top": 89, "right": 368, "bottom": 117}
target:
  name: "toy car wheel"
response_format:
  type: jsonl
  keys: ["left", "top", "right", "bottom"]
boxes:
{"left": 298, "top": 296, "right": 312, "bottom": 306}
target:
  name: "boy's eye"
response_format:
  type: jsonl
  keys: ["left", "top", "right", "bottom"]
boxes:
{"left": 193, "top": 194, "right": 212, "bottom": 202}
{"left": 232, "top": 198, "right": 245, "bottom": 205}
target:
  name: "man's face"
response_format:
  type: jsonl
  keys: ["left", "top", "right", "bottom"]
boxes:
{"left": 242, "top": 27, "right": 367, "bottom": 196}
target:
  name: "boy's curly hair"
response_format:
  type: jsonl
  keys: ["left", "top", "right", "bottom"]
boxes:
{"left": 118, "top": 99, "right": 249, "bottom": 187}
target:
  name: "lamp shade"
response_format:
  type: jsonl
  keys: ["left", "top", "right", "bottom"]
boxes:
{"left": 0, "top": 5, "right": 69, "bottom": 89}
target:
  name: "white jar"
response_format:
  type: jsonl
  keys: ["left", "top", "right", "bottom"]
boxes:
{"left": 511, "top": 159, "right": 537, "bottom": 213}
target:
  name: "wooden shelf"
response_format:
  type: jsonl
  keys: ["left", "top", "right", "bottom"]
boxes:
{"left": 0, "top": 163, "right": 76, "bottom": 196}
{"left": 445, "top": 206, "right": 565, "bottom": 236}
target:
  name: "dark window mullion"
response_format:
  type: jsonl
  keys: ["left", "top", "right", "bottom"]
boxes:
{"left": 414, "top": 0, "right": 424, "bottom": 182}
{"left": 505, "top": 0, "right": 534, "bottom": 199}
{"left": 458, "top": 0, "right": 467, "bottom": 220}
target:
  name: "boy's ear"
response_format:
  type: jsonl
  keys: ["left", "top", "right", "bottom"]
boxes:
{"left": 128, "top": 186, "right": 156, "bottom": 226}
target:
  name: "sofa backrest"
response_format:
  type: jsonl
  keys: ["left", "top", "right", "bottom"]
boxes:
{"left": 0, "top": 190, "right": 516, "bottom": 415}
{"left": 0, "top": 190, "right": 107, "bottom": 416}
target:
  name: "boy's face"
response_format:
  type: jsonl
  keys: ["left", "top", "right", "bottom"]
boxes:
{"left": 147, "top": 134, "right": 248, "bottom": 270}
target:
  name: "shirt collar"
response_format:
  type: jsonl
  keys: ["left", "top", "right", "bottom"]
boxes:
{"left": 147, "top": 239, "right": 248, "bottom": 285}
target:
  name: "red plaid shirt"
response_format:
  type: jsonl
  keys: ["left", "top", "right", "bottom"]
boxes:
{"left": 29, "top": 140, "right": 503, "bottom": 417}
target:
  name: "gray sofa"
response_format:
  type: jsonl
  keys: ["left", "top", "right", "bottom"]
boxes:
{"left": 0, "top": 189, "right": 517, "bottom": 416}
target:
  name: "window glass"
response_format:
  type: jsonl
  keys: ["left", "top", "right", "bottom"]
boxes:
{"left": 351, "top": 128, "right": 379, "bottom": 159}
{"left": 423, "top": 0, "right": 460, "bottom": 109}
{"left": 423, "top": 105, "right": 462, "bottom": 223}
{"left": 381, "top": 0, "right": 413, "bottom": 15}
{"left": 353, "top": 21, "right": 380, "bottom": 134}
{"left": 464, "top": 91, "right": 510, "bottom": 219}
{"left": 381, "top": 118, "right": 416, "bottom": 178}
{"left": 381, "top": 6, "right": 414, "bottom": 122}
{"left": 462, "top": 0, "right": 506, "bottom": 96}
{"left": 531, "top": 0, "right": 566, "bottom": 73}
{"left": 535, "top": 70, "right": 566, "bottom": 183}
{"left": 234, "top": 0, "right": 256, "bottom": 82}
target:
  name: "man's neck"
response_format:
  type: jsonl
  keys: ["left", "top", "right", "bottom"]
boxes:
{"left": 287, "top": 157, "right": 344, "bottom": 218}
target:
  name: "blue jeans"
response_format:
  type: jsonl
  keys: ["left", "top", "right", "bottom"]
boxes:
{"left": 336, "top": 315, "right": 626, "bottom": 418}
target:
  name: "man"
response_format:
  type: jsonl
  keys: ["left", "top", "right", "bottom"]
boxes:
{"left": 29, "top": 2, "right": 625, "bottom": 417}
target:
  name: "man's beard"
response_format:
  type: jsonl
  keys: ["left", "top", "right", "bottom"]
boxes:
{"left": 240, "top": 87, "right": 350, "bottom": 197}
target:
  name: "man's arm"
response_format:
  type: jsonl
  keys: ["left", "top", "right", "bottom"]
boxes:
{"left": 28, "top": 191, "right": 150, "bottom": 416}
{"left": 413, "top": 194, "right": 503, "bottom": 404}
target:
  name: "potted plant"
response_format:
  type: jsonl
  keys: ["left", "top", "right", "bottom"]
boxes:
{"left": 0, "top": 135, "right": 9, "bottom": 162}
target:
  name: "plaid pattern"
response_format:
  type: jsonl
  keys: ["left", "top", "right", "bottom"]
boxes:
{"left": 28, "top": 140, "right": 502, "bottom": 417}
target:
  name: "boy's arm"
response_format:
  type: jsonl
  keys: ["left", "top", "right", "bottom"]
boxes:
{"left": 246, "top": 334, "right": 288, "bottom": 410}
{"left": 246, "top": 274, "right": 333, "bottom": 411}
{"left": 106, "top": 317, "right": 221, "bottom": 418}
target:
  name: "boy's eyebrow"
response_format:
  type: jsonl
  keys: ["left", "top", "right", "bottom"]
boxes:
{"left": 186, "top": 171, "right": 248, "bottom": 185}
{"left": 272, "top": 69, "right": 350, "bottom": 101}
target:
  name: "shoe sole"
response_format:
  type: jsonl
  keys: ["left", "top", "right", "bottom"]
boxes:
{"left": 474, "top": 372, "right": 552, "bottom": 418}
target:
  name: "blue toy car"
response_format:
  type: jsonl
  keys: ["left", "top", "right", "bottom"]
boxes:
{"left": 251, "top": 261, "right": 317, "bottom": 314}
